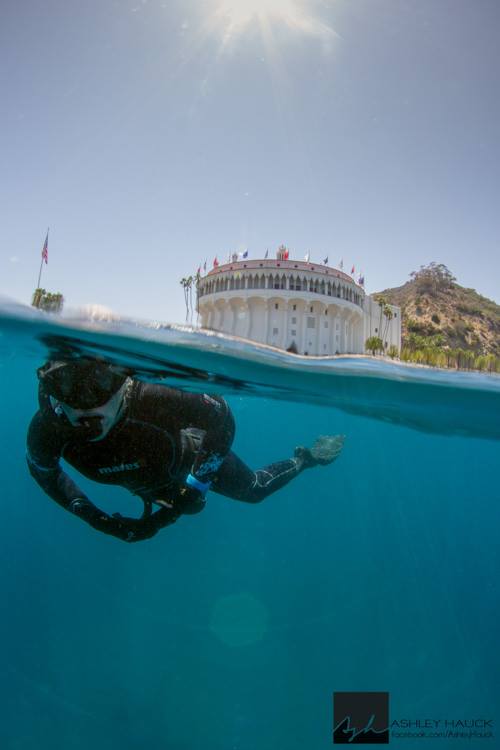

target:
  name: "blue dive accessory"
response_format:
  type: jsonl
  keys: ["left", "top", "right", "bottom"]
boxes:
{"left": 185, "top": 473, "right": 212, "bottom": 496}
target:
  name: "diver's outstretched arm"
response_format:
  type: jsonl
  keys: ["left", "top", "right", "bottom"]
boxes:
{"left": 27, "top": 458, "right": 179, "bottom": 542}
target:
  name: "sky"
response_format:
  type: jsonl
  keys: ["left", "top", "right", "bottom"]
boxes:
{"left": 1, "top": 0, "right": 499, "bottom": 322}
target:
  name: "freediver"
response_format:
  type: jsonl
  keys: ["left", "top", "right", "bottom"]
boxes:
{"left": 27, "top": 358, "right": 345, "bottom": 543}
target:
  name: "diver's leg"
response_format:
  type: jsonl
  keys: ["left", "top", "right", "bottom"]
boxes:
{"left": 211, "top": 450, "right": 301, "bottom": 503}
{"left": 212, "top": 435, "right": 345, "bottom": 504}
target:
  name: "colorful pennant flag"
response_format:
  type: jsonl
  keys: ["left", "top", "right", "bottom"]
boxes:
{"left": 323, "top": 256, "right": 328, "bottom": 265}
{"left": 339, "top": 258, "right": 344, "bottom": 270}
{"left": 213, "top": 256, "right": 219, "bottom": 268}
{"left": 304, "top": 252, "right": 310, "bottom": 262}
{"left": 264, "top": 249, "right": 269, "bottom": 259}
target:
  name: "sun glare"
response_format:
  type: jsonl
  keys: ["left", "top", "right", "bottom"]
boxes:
{"left": 218, "top": 0, "right": 298, "bottom": 27}
{"left": 211, "top": 0, "right": 335, "bottom": 43}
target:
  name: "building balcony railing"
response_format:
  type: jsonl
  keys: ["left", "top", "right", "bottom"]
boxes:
{"left": 197, "top": 273, "right": 364, "bottom": 309}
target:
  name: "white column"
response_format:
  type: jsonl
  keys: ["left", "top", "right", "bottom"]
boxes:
{"left": 339, "top": 310, "right": 346, "bottom": 353}
{"left": 300, "top": 306, "right": 308, "bottom": 354}
{"left": 352, "top": 317, "right": 360, "bottom": 353}
{"left": 347, "top": 313, "right": 354, "bottom": 353}
{"left": 328, "top": 308, "right": 337, "bottom": 355}
{"left": 225, "top": 301, "right": 235, "bottom": 335}
{"left": 214, "top": 302, "right": 221, "bottom": 332}
{"left": 281, "top": 301, "right": 291, "bottom": 349}
{"left": 244, "top": 300, "right": 251, "bottom": 339}
{"left": 264, "top": 300, "right": 270, "bottom": 346}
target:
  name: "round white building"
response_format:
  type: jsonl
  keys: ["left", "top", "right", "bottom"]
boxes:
{"left": 197, "top": 250, "right": 401, "bottom": 356}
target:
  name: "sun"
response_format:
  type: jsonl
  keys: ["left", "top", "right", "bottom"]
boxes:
{"left": 210, "top": 0, "right": 335, "bottom": 44}
{"left": 216, "top": 0, "right": 300, "bottom": 27}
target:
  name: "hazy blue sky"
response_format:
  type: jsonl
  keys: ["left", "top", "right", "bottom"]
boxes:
{"left": 2, "top": 0, "right": 499, "bottom": 322}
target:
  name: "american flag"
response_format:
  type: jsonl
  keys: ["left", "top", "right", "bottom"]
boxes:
{"left": 41, "top": 231, "right": 49, "bottom": 264}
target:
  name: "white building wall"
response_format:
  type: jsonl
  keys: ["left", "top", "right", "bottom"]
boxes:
{"left": 197, "top": 261, "right": 400, "bottom": 356}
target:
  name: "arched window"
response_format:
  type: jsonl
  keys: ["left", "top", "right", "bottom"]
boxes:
{"left": 281, "top": 274, "right": 286, "bottom": 289}
{"left": 327, "top": 282, "right": 332, "bottom": 296}
{"left": 260, "top": 274, "right": 266, "bottom": 289}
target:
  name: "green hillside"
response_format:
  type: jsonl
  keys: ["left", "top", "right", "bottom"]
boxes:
{"left": 375, "top": 263, "right": 500, "bottom": 370}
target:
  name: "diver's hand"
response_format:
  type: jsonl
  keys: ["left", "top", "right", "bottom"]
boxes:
{"left": 69, "top": 498, "right": 157, "bottom": 542}
{"left": 110, "top": 513, "right": 159, "bottom": 543}
{"left": 177, "top": 486, "right": 206, "bottom": 515}
{"left": 154, "top": 487, "right": 206, "bottom": 515}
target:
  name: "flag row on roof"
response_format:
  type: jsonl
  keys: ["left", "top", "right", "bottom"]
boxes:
{"left": 196, "top": 246, "right": 365, "bottom": 287}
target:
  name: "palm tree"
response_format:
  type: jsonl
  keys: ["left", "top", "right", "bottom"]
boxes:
{"left": 32, "top": 288, "right": 64, "bottom": 313}
{"left": 365, "top": 336, "right": 383, "bottom": 355}
{"left": 382, "top": 304, "right": 393, "bottom": 347}
{"left": 374, "top": 294, "right": 388, "bottom": 337}
{"left": 180, "top": 277, "right": 190, "bottom": 321}
{"left": 187, "top": 275, "right": 194, "bottom": 323}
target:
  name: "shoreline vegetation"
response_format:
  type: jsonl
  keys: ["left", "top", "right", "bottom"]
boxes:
{"left": 365, "top": 338, "right": 499, "bottom": 373}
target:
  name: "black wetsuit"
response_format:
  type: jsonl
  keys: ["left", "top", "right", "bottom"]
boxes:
{"left": 27, "top": 381, "right": 303, "bottom": 542}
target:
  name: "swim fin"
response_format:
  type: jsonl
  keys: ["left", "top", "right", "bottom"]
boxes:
{"left": 294, "top": 434, "right": 345, "bottom": 469}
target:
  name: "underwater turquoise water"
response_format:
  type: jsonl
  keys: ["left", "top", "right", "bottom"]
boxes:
{"left": 0, "top": 300, "right": 499, "bottom": 749}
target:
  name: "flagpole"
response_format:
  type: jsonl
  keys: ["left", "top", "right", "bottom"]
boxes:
{"left": 36, "top": 227, "right": 49, "bottom": 288}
